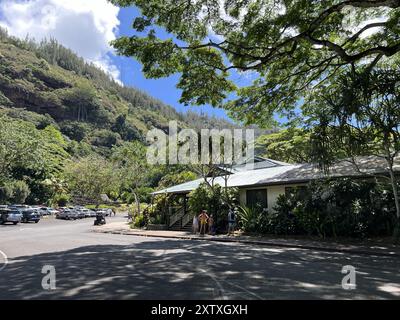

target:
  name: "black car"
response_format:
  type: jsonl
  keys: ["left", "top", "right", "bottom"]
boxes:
{"left": 20, "top": 209, "right": 41, "bottom": 223}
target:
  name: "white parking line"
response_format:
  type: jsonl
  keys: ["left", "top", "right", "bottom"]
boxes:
{"left": 196, "top": 267, "right": 228, "bottom": 300}
{"left": 0, "top": 249, "right": 8, "bottom": 271}
{"left": 19, "top": 228, "right": 33, "bottom": 231}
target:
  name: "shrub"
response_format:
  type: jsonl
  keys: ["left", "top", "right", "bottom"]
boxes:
{"left": 90, "top": 129, "right": 121, "bottom": 148}
{"left": 142, "top": 203, "right": 164, "bottom": 225}
{"left": 10, "top": 180, "right": 30, "bottom": 204}
{"left": 272, "top": 179, "right": 396, "bottom": 238}
{"left": 237, "top": 205, "right": 263, "bottom": 233}
{"left": 60, "top": 121, "right": 91, "bottom": 142}
{"left": 53, "top": 193, "right": 70, "bottom": 207}
{"left": 0, "top": 183, "right": 14, "bottom": 204}
{"left": 188, "top": 183, "right": 239, "bottom": 230}
{"left": 132, "top": 214, "right": 145, "bottom": 228}
{"left": 265, "top": 196, "right": 301, "bottom": 235}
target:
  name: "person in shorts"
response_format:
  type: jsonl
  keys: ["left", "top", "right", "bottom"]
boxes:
{"left": 198, "top": 210, "right": 209, "bottom": 235}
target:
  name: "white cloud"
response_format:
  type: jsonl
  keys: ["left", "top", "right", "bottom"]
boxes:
{"left": 0, "top": 0, "right": 121, "bottom": 81}
{"left": 341, "top": 6, "right": 389, "bottom": 40}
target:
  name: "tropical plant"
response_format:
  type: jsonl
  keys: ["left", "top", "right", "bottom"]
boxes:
{"left": 306, "top": 66, "right": 400, "bottom": 237}
{"left": 272, "top": 179, "right": 396, "bottom": 238}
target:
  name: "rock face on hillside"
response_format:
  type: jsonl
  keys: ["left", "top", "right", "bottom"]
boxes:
{"left": 0, "top": 33, "right": 237, "bottom": 151}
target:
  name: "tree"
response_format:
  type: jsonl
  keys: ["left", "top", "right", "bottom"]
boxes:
{"left": 60, "top": 121, "right": 91, "bottom": 142}
{"left": 62, "top": 80, "right": 100, "bottom": 122}
{"left": 157, "top": 170, "right": 197, "bottom": 189}
{"left": 111, "top": 141, "right": 149, "bottom": 215}
{"left": 90, "top": 129, "right": 121, "bottom": 148}
{"left": 111, "top": 0, "right": 400, "bottom": 125}
{"left": 256, "top": 128, "right": 313, "bottom": 163}
{"left": 112, "top": 114, "right": 142, "bottom": 141}
{"left": 0, "top": 116, "right": 69, "bottom": 203}
{"left": 0, "top": 180, "right": 30, "bottom": 204}
{"left": 188, "top": 183, "right": 239, "bottom": 229}
{"left": 10, "top": 181, "right": 30, "bottom": 204}
{"left": 306, "top": 66, "right": 400, "bottom": 237}
{"left": 64, "top": 156, "right": 119, "bottom": 205}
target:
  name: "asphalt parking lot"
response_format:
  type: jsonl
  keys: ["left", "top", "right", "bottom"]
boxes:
{"left": 0, "top": 216, "right": 399, "bottom": 299}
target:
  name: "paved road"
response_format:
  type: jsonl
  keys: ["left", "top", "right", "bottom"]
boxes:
{"left": 0, "top": 216, "right": 399, "bottom": 299}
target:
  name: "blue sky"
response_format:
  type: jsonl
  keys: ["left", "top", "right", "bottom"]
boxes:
{"left": 114, "top": 6, "right": 244, "bottom": 121}
{"left": 115, "top": 7, "right": 221, "bottom": 116}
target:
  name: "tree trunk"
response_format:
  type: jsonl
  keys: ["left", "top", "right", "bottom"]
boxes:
{"left": 132, "top": 190, "right": 141, "bottom": 216}
{"left": 387, "top": 160, "right": 400, "bottom": 239}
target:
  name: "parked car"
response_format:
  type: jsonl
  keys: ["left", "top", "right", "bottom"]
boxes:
{"left": 89, "top": 210, "right": 97, "bottom": 217}
{"left": 48, "top": 208, "right": 60, "bottom": 215}
{"left": 76, "top": 209, "right": 86, "bottom": 219}
{"left": 96, "top": 209, "right": 107, "bottom": 216}
{"left": 20, "top": 209, "right": 41, "bottom": 223}
{"left": 0, "top": 209, "right": 22, "bottom": 225}
{"left": 79, "top": 208, "right": 96, "bottom": 218}
{"left": 8, "top": 204, "right": 29, "bottom": 211}
{"left": 56, "top": 209, "right": 79, "bottom": 220}
{"left": 38, "top": 207, "right": 55, "bottom": 216}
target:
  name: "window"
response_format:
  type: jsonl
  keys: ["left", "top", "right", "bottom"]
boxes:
{"left": 246, "top": 189, "right": 268, "bottom": 209}
{"left": 285, "top": 186, "right": 308, "bottom": 197}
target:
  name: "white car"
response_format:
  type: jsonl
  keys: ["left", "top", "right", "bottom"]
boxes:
{"left": 79, "top": 208, "right": 96, "bottom": 218}
{"left": 39, "top": 207, "right": 59, "bottom": 216}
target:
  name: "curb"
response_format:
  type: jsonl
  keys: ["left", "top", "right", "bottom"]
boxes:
{"left": 93, "top": 229, "right": 400, "bottom": 258}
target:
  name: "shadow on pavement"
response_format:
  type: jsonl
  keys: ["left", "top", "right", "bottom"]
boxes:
{"left": 1, "top": 239, "right": 399, "bottom": 300}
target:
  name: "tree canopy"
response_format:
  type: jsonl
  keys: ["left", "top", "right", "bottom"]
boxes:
{"left": 0, "top": 115, "right": 69, "bottom": 203}
{"left": 111, "top": 0, "right": 400, "bottom": 126}
{"left": 256, "top": 128, "right": 312, "bottom": 163}
{"left": 305, "top": 64, "right": 400, "bottom": 222}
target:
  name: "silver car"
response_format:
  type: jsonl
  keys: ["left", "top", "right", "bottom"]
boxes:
{"left": 56, "top": 209, "right": 79, "bottom": 220}
{"left": 0, "top": 209, "right": 22, "bottom": 225}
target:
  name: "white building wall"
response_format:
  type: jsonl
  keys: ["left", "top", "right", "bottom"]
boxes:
{"left": 238, "top": 184, "right": 307, "bottom": 212}
{"left": 267, "top": 185, "right": 286, "bottom": 211}
{"left": 239, "top": 189, "right": 247, "bottom": 206}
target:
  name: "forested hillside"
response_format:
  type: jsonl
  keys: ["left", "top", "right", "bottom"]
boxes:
{"left": 0, "top": 27, "right": 237, "bottom": 205}
{"left": 0, "top": 27, "right": 236, "bottom": 151}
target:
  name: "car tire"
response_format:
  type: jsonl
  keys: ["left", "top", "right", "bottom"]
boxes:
{"left": 13, "top": 222, "right": 18, "bottom": 225}
{"left": 35, "top": 220, "right": 39, "bottom": 223}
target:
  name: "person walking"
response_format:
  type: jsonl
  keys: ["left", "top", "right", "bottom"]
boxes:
{"left": 227, "top": 208, "right": 236, "bottom": 236}
{"left": 198, "top": 210, "right": 209, "bottom": 235}
{"left": 208, "top": 214, "right": 215, "bottom": 235}
{"left": 192, "top": 215, "right": 199, "bottom": 234}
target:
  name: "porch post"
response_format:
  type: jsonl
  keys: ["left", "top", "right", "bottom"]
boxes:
{"left": 183, "top": 194, "right": 187, "bottom": 215}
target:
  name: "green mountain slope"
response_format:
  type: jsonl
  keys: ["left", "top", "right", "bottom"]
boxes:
{"left": 0, "top": 27, "right": 236, "bottom": 155}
